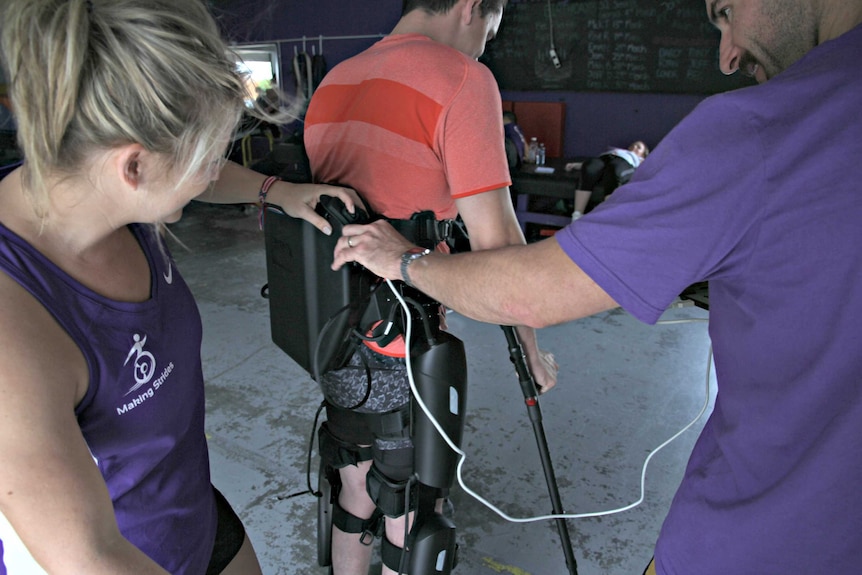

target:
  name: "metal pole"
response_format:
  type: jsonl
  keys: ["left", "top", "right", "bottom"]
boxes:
{"left": 501, "top": 325, "right": 578, "bottom": 575}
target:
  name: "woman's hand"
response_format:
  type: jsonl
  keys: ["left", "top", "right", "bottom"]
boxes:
{"left": 207, "top": 163, "right": 365, "bottom": 235}
{"left": 267, "top": 182, "right": 365, "bottom": 236}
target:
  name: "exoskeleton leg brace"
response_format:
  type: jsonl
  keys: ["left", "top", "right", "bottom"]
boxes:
{"left": 317, "top": 297, "right": 468, "bottom": 574}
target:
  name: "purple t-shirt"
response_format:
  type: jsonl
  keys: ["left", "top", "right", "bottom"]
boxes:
{"left": 556, "top": 25, "right": 862, "bottom": 574}
{"left": 0, "top": 223, "right": 216, "bottom": 574}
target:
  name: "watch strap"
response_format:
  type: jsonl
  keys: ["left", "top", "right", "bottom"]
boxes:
{"left": 400, "top": 248, "right": 431, "bottom": 287}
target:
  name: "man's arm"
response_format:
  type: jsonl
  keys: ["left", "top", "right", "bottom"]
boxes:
{"left": 453, "top": 187, "right": 559, "bottom": 391}
{"left": 199, "top": 161, "right": 363, "bottom": 236}
{"left": 332, "top": 221, "right": 618, "bottom": 329}
{"left": 453, "top": 188, "right": 522, "bottom": 251}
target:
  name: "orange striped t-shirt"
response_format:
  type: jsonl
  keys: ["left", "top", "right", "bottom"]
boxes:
{"left": 304, "top": 33, "right": 511, "bottom": 221}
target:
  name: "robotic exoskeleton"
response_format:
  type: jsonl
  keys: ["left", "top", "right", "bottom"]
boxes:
{"left": 316, "top": 282, "right": 467, "bottom": 574}
{"left": 263, "top": 196, "right": 468, "bottom": 574}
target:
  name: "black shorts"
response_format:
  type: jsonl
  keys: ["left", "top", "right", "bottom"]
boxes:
{"left": 205, "top": 487, "right": 246, "bottom": 575}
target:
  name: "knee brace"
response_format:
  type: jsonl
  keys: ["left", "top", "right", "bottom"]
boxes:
{"left": 317, "top": 421, "right": 376, "bottom": 567}
{"left": 365, "top": 450, "right": 414, "bottom": 518}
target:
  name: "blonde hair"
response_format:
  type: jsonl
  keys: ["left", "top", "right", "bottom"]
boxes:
{"left": 0, "top": 0, "right": 257, "bottom": 216}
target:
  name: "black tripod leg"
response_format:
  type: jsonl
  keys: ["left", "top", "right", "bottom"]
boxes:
{"left": 501, "top": 325, "right": 578, "bottom": 575}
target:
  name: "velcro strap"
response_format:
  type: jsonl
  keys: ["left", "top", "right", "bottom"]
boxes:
{"left": 332, "top": 500, "right": 384, "bottom": 544}
{"left": 367, "top": 407, "right": 411, "bottom": 440}
{"left": 381, "top": 536, "right": 408, "bottom": 573}
{"left": 318, "top": 422, "right": 373, "bottom": 468}
{"left": 366, "top": 465, "right": 415, "bottom": 517}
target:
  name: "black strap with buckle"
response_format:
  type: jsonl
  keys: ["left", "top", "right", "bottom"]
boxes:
{"left": 388, "top": 210, "right": 456, "bottom": 250}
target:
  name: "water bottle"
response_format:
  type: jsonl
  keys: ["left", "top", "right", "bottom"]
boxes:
{"left": 537, "top": 143, "right": 546, "bottom": 166}
{"left": 526, "top": 137, "right": 538, "bottom": 163}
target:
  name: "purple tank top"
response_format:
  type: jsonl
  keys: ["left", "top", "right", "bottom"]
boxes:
{"left": 0, "top": 223, "right": 216, "bottom": 574}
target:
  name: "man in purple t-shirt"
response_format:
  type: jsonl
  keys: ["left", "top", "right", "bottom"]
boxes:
{"left": 329, "top": 1, "right": 862, "bottom": 573}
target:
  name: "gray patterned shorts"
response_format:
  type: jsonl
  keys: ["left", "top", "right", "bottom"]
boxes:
{"left": 318, "top": 344, "right": 410, "bottom": 414}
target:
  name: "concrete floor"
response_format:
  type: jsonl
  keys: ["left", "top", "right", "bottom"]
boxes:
{"left": 169, "top": 201, "right": 714, "bottom": 575}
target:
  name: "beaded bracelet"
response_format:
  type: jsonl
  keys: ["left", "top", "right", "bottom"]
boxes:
{"left": 257, "top": 175, "right": 281, "bottom": 230}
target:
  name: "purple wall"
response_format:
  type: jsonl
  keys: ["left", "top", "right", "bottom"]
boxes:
{"left": 211, "top": 0, "right": 706, "bottom": 157}
{"left": 211, "top": 0, "right": 402, "bottom": 85}
{"left": 501, "top": 90, "right": 704, "bottom": 158}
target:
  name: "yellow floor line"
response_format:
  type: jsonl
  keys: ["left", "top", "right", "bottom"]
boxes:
{"left": 482, "top": 557, "right": 534, "bottom": 575}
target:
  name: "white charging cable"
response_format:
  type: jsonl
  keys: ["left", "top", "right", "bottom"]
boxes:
{"left": 387, "top": 278, "right": 712, "bottom": 522}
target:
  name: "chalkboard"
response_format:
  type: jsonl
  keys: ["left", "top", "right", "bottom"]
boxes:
{"left": 481, "top": 0, "right": 755, "bottom": 94}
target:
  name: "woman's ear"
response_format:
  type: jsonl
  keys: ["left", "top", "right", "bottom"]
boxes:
{"left": 116, "top": 143, "right": 148, "bottom": 190}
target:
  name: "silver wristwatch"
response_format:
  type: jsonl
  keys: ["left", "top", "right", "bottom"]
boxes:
{"left": 400, "top": 247, "right": 431, "bottom": 287}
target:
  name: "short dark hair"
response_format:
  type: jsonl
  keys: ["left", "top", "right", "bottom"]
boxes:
{"left": 402, "top": 0, "right": 506, "bottom": 18}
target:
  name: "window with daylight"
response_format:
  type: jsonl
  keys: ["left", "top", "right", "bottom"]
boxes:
{"left": 232, "top": 43, "right": 280, "bottom": 107}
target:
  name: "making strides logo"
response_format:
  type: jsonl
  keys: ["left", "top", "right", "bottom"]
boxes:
{"left": 124, "top": 334, "right": 155, "bottom": 394}
{"left": 117, "top": 333, "right": 175, "bottom": 415}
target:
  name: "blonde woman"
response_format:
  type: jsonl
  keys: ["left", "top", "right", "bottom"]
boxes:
{"left": 0, "top": 0, "right": 358, "bottom": 573}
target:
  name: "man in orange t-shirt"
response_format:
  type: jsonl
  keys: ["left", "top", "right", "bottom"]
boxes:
{"left": 304, "top": 2, "right": 558, "bottom": 573}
